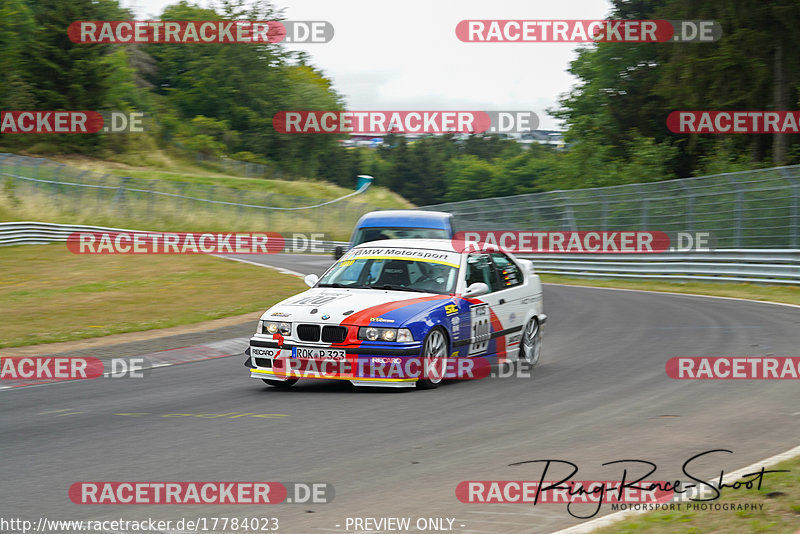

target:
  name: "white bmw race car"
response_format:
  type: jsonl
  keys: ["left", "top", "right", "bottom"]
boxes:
{"left": 245, "top": 239, "right": 545, "bottom": 389}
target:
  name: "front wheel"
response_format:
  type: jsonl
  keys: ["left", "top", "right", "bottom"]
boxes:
{"left": 262, "top": 378, "right": 298, "bottom": 388}
{"left": 519, "top": 317, "right": 542, "bottom": 367}
{"left": 416, "top": 327, "right": 448, "bottom": 390}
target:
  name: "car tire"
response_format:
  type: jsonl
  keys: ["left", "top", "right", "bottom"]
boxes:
{"left": 262, "top": 378, "right": 298, "bottom": 388}
{"left": 519, "top": 317, "right": 542, "bottom": 367}
{"left": 416, "top": 327, "right": 448, "bottom": 390}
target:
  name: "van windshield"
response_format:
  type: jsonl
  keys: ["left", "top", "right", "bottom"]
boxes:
{"left": 352, "top": 227, "right": 449, "bottom": 246}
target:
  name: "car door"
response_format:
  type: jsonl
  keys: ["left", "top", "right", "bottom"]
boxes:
{"left": 463, "top": 253, "right": 505, "bottom": 358}
{"left": 489, "top": 252, "right": 528, "bottom": 359}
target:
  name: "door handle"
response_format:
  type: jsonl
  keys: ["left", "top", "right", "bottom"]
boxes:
{"left": 498, "top": 298, "right": 505, "bottom": 305}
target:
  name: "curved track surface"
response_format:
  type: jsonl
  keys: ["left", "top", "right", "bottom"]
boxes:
{"left": 2, "top": 254, "right": 799, "bottom": 533}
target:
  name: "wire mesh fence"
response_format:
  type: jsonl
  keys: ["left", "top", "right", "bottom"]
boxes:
{"left": 3, "top": 152, "right": 799, "bottom": 248}
{"left": 420, "top": 166, "right": 800, "bottom": 249}
{"left": 0, "top": 153, "right": 382, "bottom": 239}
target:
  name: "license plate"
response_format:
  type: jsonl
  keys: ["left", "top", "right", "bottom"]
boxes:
{"left": 292, "top": 347, "right": 346, "bottom": 360}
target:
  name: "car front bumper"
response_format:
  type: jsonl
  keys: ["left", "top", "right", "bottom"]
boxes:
{"left": 247, "top": 336, "right": 423, "bottom": 388}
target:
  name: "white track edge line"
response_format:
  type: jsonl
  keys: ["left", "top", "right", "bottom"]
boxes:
{"left": 213, "top": 254, "right": 305, "bottom": 277}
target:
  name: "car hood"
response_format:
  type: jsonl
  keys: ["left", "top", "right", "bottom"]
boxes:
{"left": 261, "top": 287, "right": 452, "bottom": 326}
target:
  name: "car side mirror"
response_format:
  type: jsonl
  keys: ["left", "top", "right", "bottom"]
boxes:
{"left": 304, "top": 274, "right": 319, "bottom": 288}
{"left": 333, "top": 246, "right": 344, "bottom": 259}
{"left": 463, "top": 282, "right": 489, "bottom": 297}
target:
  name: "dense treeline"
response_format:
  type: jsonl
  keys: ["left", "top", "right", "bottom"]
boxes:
{"left": 0, "top": 0, "right": 344, "bottom": 178}
{"left": 1, "top": 0, "right": 799, "bottom": 206}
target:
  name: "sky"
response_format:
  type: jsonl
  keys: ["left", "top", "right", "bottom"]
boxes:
{"left": 124, "top": 0, "right": 614, "bottom": 130}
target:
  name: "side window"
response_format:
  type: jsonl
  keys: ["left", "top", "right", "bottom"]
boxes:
{"left": 465, "top": 253, "right": 496, "bottom": 293}
{"left": 491, "top": 253, "right": 523, "bottom": 289}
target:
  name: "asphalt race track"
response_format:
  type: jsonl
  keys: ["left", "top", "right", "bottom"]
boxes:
{"left": 2, "top": 253, "right": 799, "bottom": 533}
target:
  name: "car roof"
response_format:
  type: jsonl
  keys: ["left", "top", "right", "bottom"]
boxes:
{"left": 352, "top": 238, "right": 459, "bottom": 253}
{"left": 355, "top": 210, "right": 452, "bottom": 229}
{"left": 350, "top": 238, "right": 505, "bottom": 255}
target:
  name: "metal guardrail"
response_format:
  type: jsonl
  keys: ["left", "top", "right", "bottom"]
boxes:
{"left": 420, "top": 165, "right": 800, "bottom": 249}
{"left": 3, "top": 222, "right": 799, "bottom": 284}
{"left": 0, "top": 222, "right": 348, "bottom": 254}
{"left": 518, "top": 250, "right": 800, "bottom": 285}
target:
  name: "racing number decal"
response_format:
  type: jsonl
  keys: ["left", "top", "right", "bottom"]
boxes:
{"left": 286, "top": 294, "right": 347, "bottom": 306}
{"left": 469, "top": 303, "right": 490, "bottom": 355}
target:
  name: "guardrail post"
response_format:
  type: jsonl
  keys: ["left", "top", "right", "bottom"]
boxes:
{"left": 0, "top": 154, "right": 13, "bottom": 196}
{"left": 73, "top": 170, "right": 89, "bottom": 212}
{"left": 787, "top": 175, "right": 799, "bottom": 248}
{"left": 680, "top": 182, "right": 695, "bottom": 234}
{"left": 113, "top": 177, "right": 130, "bottom": 211}
{"left": 96, "top": 173, "right": 109, "bottom": 211}
{"left": 148, "top": 180, "right": 156, "bottom": 219}
{"left": 558, "top": 191, "right": 578, "bottom": 231}
{"left": 635, "top": 185, "right": 648, "bottom": 230}
{"left": 207, "top": 185, "right": 216, "bottom": 218}
{"left": 724, "top": 175, "right": 743, "bottom": 247}
{"left": 590, "top": 190, "right": 608, "bottom": 231}
{"left": 15, "top": 155, "right": 23, "bottom": 181}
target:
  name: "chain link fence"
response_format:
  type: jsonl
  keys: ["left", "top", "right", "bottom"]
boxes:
{"left": 420, "top": 166, "right": 800, "bottom": 249}
{"left": 4, "top": 152, "right": 800, "bottom": 248}
{"left": 0, "top": 153, "right": 381, "bottom": 238}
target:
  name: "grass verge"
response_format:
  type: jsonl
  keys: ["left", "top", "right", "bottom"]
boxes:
{"left": 540, "top": 274, "right": 800, "bottom": 307}
{"left": 593, "top": 455, "right": 800, "bottom": 533}
{"left": 47, "top": 153, "right": 412, "bottom": 208}
{"left": 0, "top": 151, "right": 412, "bottom": 240}
{"left": 0, "top": 243, "right": 306, "bottom": 348}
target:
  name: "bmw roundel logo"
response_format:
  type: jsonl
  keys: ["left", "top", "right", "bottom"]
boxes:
{"left": 321, "top": 314, "right": 330, "bottom": 320}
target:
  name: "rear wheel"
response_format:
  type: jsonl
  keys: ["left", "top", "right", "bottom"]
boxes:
{"left": 262, "top": 378, "right": 298, "bottom": 388}
{"left": 416, "top": 328, "right": 448, "bottom": 390}
{"left": 519, "top": 317, "right": 542, "bottom": 367}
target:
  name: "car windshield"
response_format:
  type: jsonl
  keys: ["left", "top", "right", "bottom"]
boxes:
{"left": 318, "top": 256, "right": 459, "bottom": 294}
{"left": 352, "top": 227, "right": 449, "bottom": 246}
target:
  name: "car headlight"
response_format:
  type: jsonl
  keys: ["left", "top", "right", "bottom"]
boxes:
{"left": 262, "top": 321, "right": 291, "bottom": 335}
{"left": 358, "top": 327, "right": 413, "bottom": 342}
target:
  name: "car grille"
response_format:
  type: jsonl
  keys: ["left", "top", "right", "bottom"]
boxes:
{"left": 296, "top": 324, "right": 321, "bottom": 342}
{"left": 322, "top": 325, "right": 347, "bottom": 343}
{"left": 295, "top": 324, "right": 348, "bottom": 343}
{"left": 254, "top": 358, "right": 273, "bottom": 368}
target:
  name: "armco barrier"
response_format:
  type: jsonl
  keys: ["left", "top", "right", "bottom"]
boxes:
{"left": 518, "top": 250, "right": 800, "bottom": 284}
{"left": 0, "top": 222, "right": 347, "bottom": 253}
{"left": 3, "top": 222, "right": 799, "bottom": 284}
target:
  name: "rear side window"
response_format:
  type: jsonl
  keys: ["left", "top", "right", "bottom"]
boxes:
{"left": 491, "top": 253, "right": 523, "bottom": 288}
